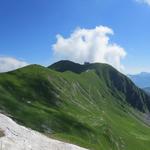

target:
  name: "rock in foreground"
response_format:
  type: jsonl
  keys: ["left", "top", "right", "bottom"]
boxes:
{"left": 0, "top": 113, "right": 88, "bottom": 150}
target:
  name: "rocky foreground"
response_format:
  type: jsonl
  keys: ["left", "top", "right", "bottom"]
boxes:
{"left": 0, "top": 113, "right": 88, "bottom": 150}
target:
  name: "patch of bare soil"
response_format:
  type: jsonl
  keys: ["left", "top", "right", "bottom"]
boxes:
{"left": 0, "top": 129, "right": 4, "bottom": 137}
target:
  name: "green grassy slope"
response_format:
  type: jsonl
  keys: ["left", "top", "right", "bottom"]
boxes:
{"left": 0, "top": 61, "right": 150, "bottom": 150}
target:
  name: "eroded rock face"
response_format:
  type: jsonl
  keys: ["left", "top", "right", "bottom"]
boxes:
{"left": 0, "top": 114, "right": 88, "bottom": 150}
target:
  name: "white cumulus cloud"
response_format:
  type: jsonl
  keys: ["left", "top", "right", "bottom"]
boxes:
{"left": 52, "top": 26, "right": 126, "bottom": 71}
{"left": 0, "top": 56, "right": 28, "bottom": 73}
{"left": 136, "top": 0, "right": 150, "bottom": 5}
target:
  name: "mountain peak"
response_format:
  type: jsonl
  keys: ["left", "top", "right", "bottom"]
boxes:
{"left": 48, "top": 60, "right": 89, "bottom": 73}
{"left": 48, "top": 60, "right": 114, "bottom": 74}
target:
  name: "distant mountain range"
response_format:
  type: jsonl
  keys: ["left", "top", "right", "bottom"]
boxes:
{"left": 1, "top": 60, "right": 150, "bottom": 150}
{"left": 128, "top": 72, "right": 150, "bottom": 89}
{"left": 143, "top": 87, "right": 150, "bottom": 95}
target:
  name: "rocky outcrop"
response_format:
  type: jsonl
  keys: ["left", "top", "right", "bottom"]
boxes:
{"left": 0, "top": 113, "right": 88, "bottom": 150}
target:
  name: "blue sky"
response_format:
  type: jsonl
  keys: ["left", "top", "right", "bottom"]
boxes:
{"left": 0, "top": 0, "right": 150, "bottom": 74}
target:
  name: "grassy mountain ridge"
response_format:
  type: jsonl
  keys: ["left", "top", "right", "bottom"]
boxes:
{"left": 0, "top": 61, "right": 150, "bottom": 150}
{"left": 50, "top": 60, "right": 150, "bottom": 112}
